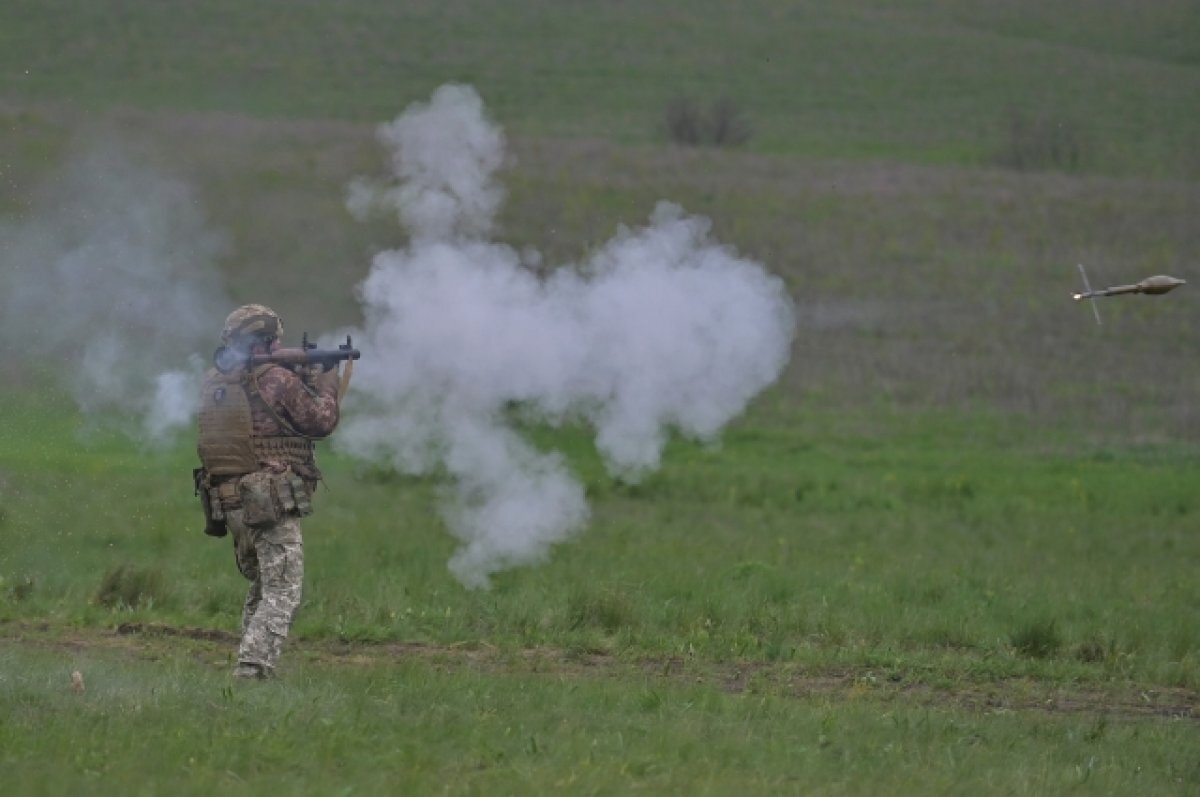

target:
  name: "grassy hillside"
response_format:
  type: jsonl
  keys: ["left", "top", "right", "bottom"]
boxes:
{"left": 2, "top": 2, "right": 1196, "bottom": 433}
{"left": 2, "top": 108, "right": 1195, "bottom": 437}
{"left": 2, "top": 0, "right": 1198, "bottom": 174}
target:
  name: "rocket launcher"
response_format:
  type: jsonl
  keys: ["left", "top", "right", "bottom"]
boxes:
{"left": 214, "top": 333, "right": 361, "bottom": 375}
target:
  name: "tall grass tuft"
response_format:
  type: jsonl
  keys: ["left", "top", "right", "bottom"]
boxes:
{"left": 95, "top": 565, "right": 168, "bottom": 609}
{"left": 1074, "top": 635, "right": 1109, "bottom": 663}
{"left": 566, "top": 587, "right": 634, "bottom": 633}
{"left": 1010, "top": 618, "right": 1062, "bottom": 659}
{"left": 9, "top": 575, "right": 35, "bottom": 602}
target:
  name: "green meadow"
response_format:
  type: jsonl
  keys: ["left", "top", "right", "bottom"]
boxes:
{"left": 2, "top": 395, "right": 1198, "bottom": 794}
{"left": 1, "top": 1, "right": 1198, "bottom": 794}
{"left": 3, "top": 0, "right": 1199, "bottom": 173}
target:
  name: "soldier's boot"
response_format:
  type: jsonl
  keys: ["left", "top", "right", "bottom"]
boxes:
{"left": 233, "top": 662, "right": 270, "bottom": 680}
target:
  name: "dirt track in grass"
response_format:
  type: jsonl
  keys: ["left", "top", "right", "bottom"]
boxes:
{"left": 3, "top": 620, "right": 1195, "bottom": 722}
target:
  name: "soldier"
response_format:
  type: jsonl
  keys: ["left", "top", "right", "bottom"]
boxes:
{"left": 194, "top": 304, "right": 341, "bottom": 680}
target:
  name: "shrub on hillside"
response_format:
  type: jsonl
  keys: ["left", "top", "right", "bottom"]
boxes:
{"left": 665, "top": 96, "right": 752, "bottom": 148}
{"left": 996, "top": 107, "right": 1087, "bottom": 172}
{"left": 665, "top": 96, "right": 705, "bottom": 146}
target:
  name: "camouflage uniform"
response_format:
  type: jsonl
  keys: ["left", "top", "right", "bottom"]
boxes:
{"left": 196, "top": 305, "right": 340, "bottom": 680}
{"left": 227, "top": 508, "right": 304, "bottom": 674}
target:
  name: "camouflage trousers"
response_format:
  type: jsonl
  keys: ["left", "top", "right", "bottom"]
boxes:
{"left": 226, "top": 508, "right": 304, "bottom": 676}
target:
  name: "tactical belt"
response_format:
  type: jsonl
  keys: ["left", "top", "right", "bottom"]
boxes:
{"left": 252, "top": 436, "right": 318, "bottom": 480}
{"left": 252, "top": 436, "right": 316, "bottom": 460}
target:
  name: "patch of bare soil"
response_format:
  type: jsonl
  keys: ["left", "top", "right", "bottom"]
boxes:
{"left": 114, "top": 622, "right": 238, "bottom": 643}
{"left": 3, "top": 620, "right": 1195, "bottom": 721}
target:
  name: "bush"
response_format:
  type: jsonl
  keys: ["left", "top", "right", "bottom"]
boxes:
{"left": 665, "top": 96, "right": 752, "bottom": 148}
{"left": 665, "top": 96, "right": 705, "bottom": 146}
{"left": 708, "top": 96, "right": 752, "bottom": 147}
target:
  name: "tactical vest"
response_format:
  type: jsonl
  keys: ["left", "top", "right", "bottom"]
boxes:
{"left": 197, "top": 365, "right": 318, "bottom": 479}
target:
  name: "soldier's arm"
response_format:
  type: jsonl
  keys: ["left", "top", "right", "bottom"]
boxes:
{"left": 258, "top": 366, "right": 341, "bottom": 438}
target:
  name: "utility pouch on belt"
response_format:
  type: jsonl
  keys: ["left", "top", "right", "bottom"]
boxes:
{"left": 238, "top": 470, "right": 313, "bottom": 527}
{"left": 238, "top": 471, "right": 280, "bottom": 527}
{"left": 193, "top": 467, "right": 228, "bottom": 538}
{"left": 287, "top": 473, "right": 313, "bottom": 517}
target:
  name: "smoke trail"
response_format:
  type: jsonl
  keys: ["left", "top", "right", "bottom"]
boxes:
{"left": 341, "top": 85, "right": 796, "bottom": 588}
{"left": 0, "top": 140, "right": 229, "bottom": 441}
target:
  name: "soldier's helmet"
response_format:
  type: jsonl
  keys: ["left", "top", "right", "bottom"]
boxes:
{"left": 221, "top": 304, "right": 283, "bottom": 344}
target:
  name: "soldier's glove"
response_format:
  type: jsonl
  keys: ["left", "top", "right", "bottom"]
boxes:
{"left": 313, "top": 365, "right": 342, "bottom": 397}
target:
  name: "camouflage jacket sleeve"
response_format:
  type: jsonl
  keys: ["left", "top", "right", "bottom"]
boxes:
{"left": 255, "top": 366, "right": 340, "bottom": 438}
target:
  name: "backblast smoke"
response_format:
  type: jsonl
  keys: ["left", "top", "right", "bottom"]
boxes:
{"left": 340, "top": 85, "right": 796, "bottom": 588}
{"left": 0, "top": 140, "right": 229, "bottom": 442}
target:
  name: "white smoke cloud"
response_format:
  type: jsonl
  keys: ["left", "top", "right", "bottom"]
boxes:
{"left": 346, "top": 84, "right": 504, "bottom": 242}
{"left": 0, "top": 140, "right": 229, "bottom": 442}
{"left": 144, "top": 354, "right": 208, "bottom": 440}
{"left": 341, "top": 85, "right": 796, "bottom": 588}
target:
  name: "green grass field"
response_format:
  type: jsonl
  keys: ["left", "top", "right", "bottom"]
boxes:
{"left": 1, "top": 1, "right": 1198, "bottom": 794}
{"left": 2, "top": 394, "right": 1197, "bottom": 793}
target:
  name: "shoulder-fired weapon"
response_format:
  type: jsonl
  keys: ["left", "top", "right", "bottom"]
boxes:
{"left": 214, "top": 332, "right": 361, "bottom": 375}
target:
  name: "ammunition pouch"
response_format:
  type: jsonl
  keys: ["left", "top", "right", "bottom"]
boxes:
{"left": 237, "top": 469, "right": 314, "bottom": 528}
{"left": 193, "top": 467, "right": 228, "bottom": 538}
